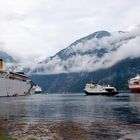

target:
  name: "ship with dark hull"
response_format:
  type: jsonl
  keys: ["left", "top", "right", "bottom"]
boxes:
{"left": 84, "top": 82, "right": 119, "bottom": 96}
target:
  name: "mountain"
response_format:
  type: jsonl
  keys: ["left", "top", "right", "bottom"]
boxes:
{"left": 30, "top": 30, "right": 136, "bottom": 74}
{"left": 29, "top": 30, "right": 140, "bottom": 92}
{"left": 51, "top": 30, "right": 111, "bottom": 60}
{"left": 0, "top": 51, "right": 16, "bottom": 63}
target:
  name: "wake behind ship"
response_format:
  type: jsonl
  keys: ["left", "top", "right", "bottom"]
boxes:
{"left": 0, "top": 59, "right": 33, "bottom": 97}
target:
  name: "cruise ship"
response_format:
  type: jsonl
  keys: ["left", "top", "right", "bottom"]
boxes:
{"left": 128, "top": 74, "right": 140, "bottom": 92}
{"left": 0, "top": 59, "right": 33, "bottom": 97}
{"left": 84, "top": 82, "right": 119, "bottom": 96}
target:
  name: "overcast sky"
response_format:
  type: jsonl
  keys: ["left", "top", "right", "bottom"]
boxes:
{"left": 0, "top": 0, "right": 140, "bottom": 61}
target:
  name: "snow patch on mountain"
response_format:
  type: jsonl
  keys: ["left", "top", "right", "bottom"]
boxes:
{"left": 2, "top": 30, "right": 139, "bottom": 74}
{"left": 27, "top": 30, "right": 140, "bottom": 74}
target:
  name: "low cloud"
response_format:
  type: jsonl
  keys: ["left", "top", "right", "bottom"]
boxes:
{"left": 30, "top": 28, "right": 140, "bottom": 74}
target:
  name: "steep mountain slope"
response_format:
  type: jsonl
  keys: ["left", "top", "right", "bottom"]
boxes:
{"left": 51, "top": 30, "right": 111, "bottom": 60}
{"left": 30, "top": 30, "right": 136, "bottom": 74}
{"left": 0, "top": 51, "right": 16, "bottom": 63}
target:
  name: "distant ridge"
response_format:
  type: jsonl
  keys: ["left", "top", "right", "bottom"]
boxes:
{"left": 0, "top": 51, "right": 16, "bottom": 63}
{"left": 31, "top": 30, "right": 136, "bottom": 74}
{"left": 68, "top": 30, "right": 111, "bottom": 46}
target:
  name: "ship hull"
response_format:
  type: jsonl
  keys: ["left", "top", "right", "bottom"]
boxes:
{"left": 129, "top": 87, "right": 140, "bottom": 93}
{"left": 128, "top": 74, "right": 140, "bottom": 93}
{"left": 129, "top": 86, "right": 140, "bottom": 93}
{"left": 0, "top": 77, "right": 32, "bottom": 97}
{"left": 84, "top": 90, "right": 119, "bottom": 96}
{"left": 35, "top": 91, "right": 42, "bottom": 94}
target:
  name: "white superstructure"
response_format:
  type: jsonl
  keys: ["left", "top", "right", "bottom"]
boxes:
{"left": 34, "top": 85, "right": 42, "bottom": 94}
{"left": 0, "top": 70, "right": 32, "bottom": 97}
{"left": 84, "top": 82, "right": 119, "bottom": 95}
{"left": 0, "top": 59, "right": 33, "bottom": 97}
{"left": 128, "top": 74, "right": 140, "bottom": 92}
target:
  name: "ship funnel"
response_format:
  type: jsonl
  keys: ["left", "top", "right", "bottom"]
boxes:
{"left": 0, "top": 59, "right": 3, "bottom": 70}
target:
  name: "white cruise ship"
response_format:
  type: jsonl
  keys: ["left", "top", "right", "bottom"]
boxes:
{"left": 128, "top": 74, "right": 140, "bottom": 92}
{"left": 0, "top": 59, "right": 33, "bottom": 97}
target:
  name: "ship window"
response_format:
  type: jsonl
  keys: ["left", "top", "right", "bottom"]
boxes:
{"left": 105, "top": 88, "right": 114, "bottom": 92}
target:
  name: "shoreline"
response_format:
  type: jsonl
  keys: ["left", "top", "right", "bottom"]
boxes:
{"left": 0, "top": 119, "right": 140, "bottom": 140}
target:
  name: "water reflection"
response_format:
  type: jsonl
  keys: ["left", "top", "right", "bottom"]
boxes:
{"left": 0, "top": 93, "right": 140, "bottom": 139}
{"left": 0, "top": 96, "right": 27, "bottom": 121}
{"left": 0, "top": 93, "right": 140, "bottom": 124}
{"left": 112, "top": 93, "right": 140, "bottom": 124}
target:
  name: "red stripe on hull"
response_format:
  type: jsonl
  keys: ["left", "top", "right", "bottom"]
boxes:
{"left": 129, "top": 87, "right": 140, "bottom": 91}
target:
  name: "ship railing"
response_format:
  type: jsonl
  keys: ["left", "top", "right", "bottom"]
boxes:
{"left": 0, "top": 72, "right": 27, "bottom": 82}
{"left": 8, "top": 71, "right": 27, "bottom": 81}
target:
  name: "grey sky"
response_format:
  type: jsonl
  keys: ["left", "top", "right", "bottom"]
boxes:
{"left": 0, "top": 0, "right": 140, "bottom": 61}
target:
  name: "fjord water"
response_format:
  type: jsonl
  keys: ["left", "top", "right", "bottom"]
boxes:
{"left": 0, "top": 93, "right": 140, "bottom": 139}
{"left": 0, "top": 93, "right": 140, "bottom": 123}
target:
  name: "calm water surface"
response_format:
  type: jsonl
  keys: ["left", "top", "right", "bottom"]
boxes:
{"left": 0, "top": 92, "right": 140, "bottom": 124}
